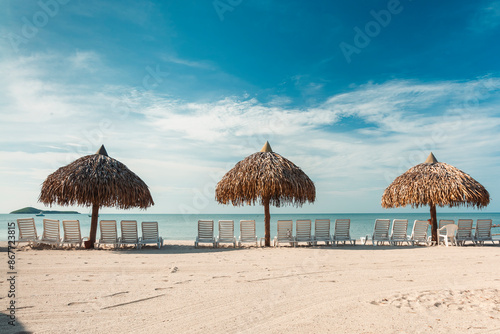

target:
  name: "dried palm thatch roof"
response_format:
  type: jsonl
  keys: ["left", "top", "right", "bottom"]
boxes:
{"left": 381, "top": 154, "right": 489, "bottom": 209}
{"left": 215, "top": 144, "right": 316, "bottom": 207}
{"left": 39, "top": 148, "right": 154, "bottom": 209}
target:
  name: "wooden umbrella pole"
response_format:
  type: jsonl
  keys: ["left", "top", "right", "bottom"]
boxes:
{"left": 264, "top": 197, "right": 271, "bottom": 247}
{"left": 86, "top": 204, "right": 99, "bottom": 249}
{"left": 430, "top": 204, "right": 437, "bottom": 243}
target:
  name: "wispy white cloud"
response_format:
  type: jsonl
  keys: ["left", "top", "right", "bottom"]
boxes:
{"left": 1, "top": 51, "right": 499, "bottom": 213}
{"left": 469, "top": 0, "right": 500, "bottom": 32}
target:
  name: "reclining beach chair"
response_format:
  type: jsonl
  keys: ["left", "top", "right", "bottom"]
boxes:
{"left": 95, "top": 220, "right": 120, "bottom": 249}
{"left": 273, "top": 220, "right": 295, "bottom": 247}
{"left": 40, "top": 219, "right": 61, "bottom": 248}
{"left": 62, "top": 220, "right": 87, "bottom": 248}
{"left": 474, "top": 219, "right": 494, "bottom": 245}
{"left": 438, "top": 224, "right": 458, "bottom": 247}
{"left": 238, "top": 220, "right": 258, "bottom": 247}
{"left": 120, "top": 220, "right": 140, "bottom": 249}
{"left": 409, "top": 220, "right": 431, "bottom": 246}
{"left": 313, "top": 219, "right": 332, "bottom": 246}
{"left": 195, "top": 220, "right": 216, "bottom": 248}
{"left": 16, "top": 218, "right": 39, "bottom": 246}
{"left": 295, "top": 219, "right": 313, "bottom": 246}
{"left": 390, "top": 219, "right": 410, "bottom": 246}
{"left": 456, "top": 219, "right": 474, "bottom": 246}
{"left": 369, "top": 219, "right": 391, "bottom": 246}
{"left": 439, "top": 220, "right": 455, "bottom": 229}
{"left": 140, "top": 221, "right": 163, "bottom": 249}
{"left": 216, "top": 220, "right": 236, "bottom": 248}
{"left": 333, "top": 219, "right": 356, "bottom": 245}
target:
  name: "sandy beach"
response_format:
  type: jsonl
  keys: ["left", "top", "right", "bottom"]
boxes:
{"left": 1, "top": 241, "right": 499, "bottom": 334}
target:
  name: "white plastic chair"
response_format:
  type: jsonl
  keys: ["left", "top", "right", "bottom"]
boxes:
{"left": 140, "top": 221, "right": 163, "bottom": 249}
{"left": 295, "top": 220, "right": 313, "bottom": 246}
{"left": 456, "top": 219, "right": 474, "bottom": 246}
{"left": 238, "top": 220, "right": 258, "bottom": 247}
{"left": 40, "top": 219, "right": 61, "bottom": 248}
{"left": 333, "top": 219, "right": 356, "bottom": 246}
{"left": 216, "top": 220, "right": 236, "bottom": 248}
{"left": 62, "top": 220, "right": 88, "bottom": 248}
{"left": 438, "top": 224, "right": 458, "bottom": 247}
{"left": 390, "top": 219, "right": 410, "bottom": 246}
{"left": 95, "top": 220, "right": 120, "bottom": 249}
{"left": 313, "top": 219, "right": 332, "bottom": 246}
{"left": 16, "top": 218, "right": 39, "bottom": 246}
{"left": 439, "top": 219, "right": 455, "bottom": 229}
{"left": 273, "top": 220, "right": 295, "bottom": 247}
{"left": 195, "top": 220, "right": 216, "bottom": 248}
{"left": 409, "top": 220, "right": 431, "bottom": 246}
{"left": 120, "top": 220, "right": 140, "bottom": 249}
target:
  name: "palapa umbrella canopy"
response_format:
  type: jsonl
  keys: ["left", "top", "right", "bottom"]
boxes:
{"left": 39, "top": 145, "right": 154, "bottom": 249}
{"left": 216, "top": 142, "right": 315, "bottom": 246}
{"left": 381, "top": 152, "right": 490, "bottom": 242}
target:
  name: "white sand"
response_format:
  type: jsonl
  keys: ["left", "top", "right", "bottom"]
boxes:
{"left": 1, "top": 241, "right": 499, "bottom": 333}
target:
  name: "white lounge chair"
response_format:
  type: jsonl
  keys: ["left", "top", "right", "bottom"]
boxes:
{"left": 474, "top": 219, "right": 494, "bottom": 245}
{"left": 273, "top": 220, "right": 295, "bottom": 247}
{"left": 369, "top": 219, "right": 391, "bottom": 246}
{"left": 140, "top": 221, "right": 163, "bottom": 249}
{"left": 295, "top": 219, "right": 313, "bottom": 246}
{"left": 313, "top": 219, "right": 332, "bottom": 246}
{"left": 390, "top": 219, "right": 410, "bottom": 246}
{"left": 409, "top": 220, "right": 431, "bottom": 246}
{"left": 95, "top": 220, "right": 120, "bottom": 249}
{"left": 333, "top": 219, "right": 356, "bottom": 245}
{"left": 62, "top": 220, "right": 87, "bottom": 248}
{"left": 238, "top": 220, "right": 258, "bottom": 247}
{"left": 40, "top": 219, "right": 61, "bottom": 248}
{"left": 438, "top": 224, "right": 458, "bottom": 247}
{"left": 439, "top": 219, "right": 455, "bottom": 229}
{"left": 16, "top": 218, "right": 39, "bottom": 246}
{"left": 120, "top": 220, "right": 140, "bottom": 249}
{"left": 456, "top": 219, "right": 474, "bottom": 246}
{"left": 216, "top": 220, "right": 236, "bottom": 248}
{"left": 195, "top": 220, "right": 216, "bottom": 248}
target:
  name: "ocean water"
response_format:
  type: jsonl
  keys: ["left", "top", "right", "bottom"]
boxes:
{"left": 1, "top": 212, "right": 499, "bottom": 242}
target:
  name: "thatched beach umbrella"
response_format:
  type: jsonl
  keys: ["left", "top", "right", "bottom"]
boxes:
{"left": 39, "top": 145, "right": 154, "bottom": 249}
{"left": 381, "top": 153, "right": 489, "bottom": 242}
{"left": 216, "top": 142, "right": 315, "bottom": 246}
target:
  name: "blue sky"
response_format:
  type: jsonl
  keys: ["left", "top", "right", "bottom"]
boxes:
{"left": 1, "top": 0, "right": 499, "bottom": 214}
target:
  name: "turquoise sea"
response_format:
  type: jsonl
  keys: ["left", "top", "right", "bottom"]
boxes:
{"left": 2, "top": 212, "right": 499, "bottom": 242}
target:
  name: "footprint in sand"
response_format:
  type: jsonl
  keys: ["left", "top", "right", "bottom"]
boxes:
{"left": 171, "top": 266, "right": 178, "bottom": 273}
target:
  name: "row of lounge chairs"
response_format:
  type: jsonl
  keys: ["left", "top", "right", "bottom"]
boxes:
{"left": 15, "top": 218, "right": 163, "bottom": 249}
{"left": 436, "top": 219, "right": 496, "bottom": 246}
{"left": 195, "top": 219, "right": 357, "bottom": 247}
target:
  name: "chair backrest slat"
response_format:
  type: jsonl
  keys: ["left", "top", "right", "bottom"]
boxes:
{"left": 100, "top": 220, "right": 118, "bottom": 242}
{"left": 120, "top": 220, "right": 138, "bottom": 243}
{"left": 457, "top": 219, "right": 473, "bottom": 238}
{"left": 439, "top": 220, "right": 455, "bottom": 229}
{"left": 296, "top": 220, "right": 311, "bottom": 239}
{"left": 142, "top": 221, "right": 159, "bottom": 240}
{"left": 412, "top": 220, "right": 429, "bottom": 241}
{"left": 334, "top": 219, "right": 351, "bottom": 239}
{"left": 475, "top": 219, "right": 492, "bottom": 239}
{"left": 277, "top": 220, "right": 293, "bottom": 240}
{"left": 218, "top": 220, "right": 234, "bottom": 239}
{"left": 374, "top": 219, "right": 391, "bottom": 238}
{"left": 314, "top": 219, "right": 330, "bottom": 238}
{"left": 17, "top": 218, "right": 38, "bottom": 239}
{"left": 240, "top": 220, "right": 256, "bottom": 241}
{"left": 62, "top": 220, "right": 82, "bottom": 242}
{"left": 42, "top": 219, "right": 60, "bottom": 241}
{"left": 198, "top": 220, "right": 214, "bottom": 239}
